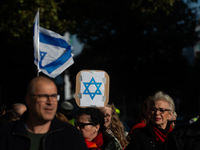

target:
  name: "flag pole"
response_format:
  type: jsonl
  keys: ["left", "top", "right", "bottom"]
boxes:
{"left": 37, "top": 8, "right": 40, "bottom": 77}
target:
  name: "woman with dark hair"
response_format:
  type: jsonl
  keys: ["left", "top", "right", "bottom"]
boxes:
{"left": 128, "top": 97, "right": 152, "bottom": 134}
{"left": 75, "top": 107, "right": 122, "bottom": 150}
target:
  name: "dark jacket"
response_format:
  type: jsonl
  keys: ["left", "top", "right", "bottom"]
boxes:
{"left": 88, "top": 131, "right": 122, "bottom": 150}
{"left": 0, "top": 115, "right": 87, "bottom": 150}
{"left": 125, "top": 123, "right": 165, "bottom": 150}
{"left": 165, "top": 119, "right": 200, "bottom": 150}
{"left": 102, "top": 131, "right": 122, "bottom": 150}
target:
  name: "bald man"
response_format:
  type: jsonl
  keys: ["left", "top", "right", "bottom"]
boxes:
{"left": 0, "top": 76, "right": 87, "bottom": 150}
{"left": 11, "top": 103, "right": 27, "bottom": 116}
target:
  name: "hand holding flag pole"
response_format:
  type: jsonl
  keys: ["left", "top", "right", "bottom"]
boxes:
{"left": 33, "top": 9, "right": 74, "bottom": 78}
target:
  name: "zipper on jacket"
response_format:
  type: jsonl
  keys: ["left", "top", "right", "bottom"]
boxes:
{"left": 42, "top": 127, "right": 64, "bottom": 150}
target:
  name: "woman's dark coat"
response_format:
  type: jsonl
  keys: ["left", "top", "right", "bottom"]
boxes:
{"left": 125, "top": 123, "right": 165, "bottom": 150}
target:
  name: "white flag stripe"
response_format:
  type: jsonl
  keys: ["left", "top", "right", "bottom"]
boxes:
{"left": 43, "top": 57, "right": 74, "bottom": 78}
{"left": 39, "top": 42, "right": 65, "bottom": 66}
{"left": 39, "top": 27, "right": 67, "bottom": 42}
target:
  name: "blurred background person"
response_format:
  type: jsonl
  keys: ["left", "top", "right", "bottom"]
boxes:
{"left": 100, "top": 103, "right": 129, "bottom": 149}
{"left": 0, "top": 110, "right": 21, "bottom": 127}
{"left": 0, "top": 108, "right": 5, "bottom": 117}
{"left": 76, "top": 107, "right": 122, "bottom": 150}
{"left": 56, "top": 112, "right": 71, "bottom": 124}
{"left": 165, "top": 98, "right": 200, "bottom": 150}
{"left": 11, "top": 103, "right": 27, "bottom": 116}
{"left": 61, "top": 101, "right": 75, "bottom": 125}
{"left": 126, "top": 91, "right": 175, "bottom": 150}
{"left": 128, "top": 97, "right": 152, "bottom": 135}
{"left": 169, "top": 111, "right": 177, "bottom": 129}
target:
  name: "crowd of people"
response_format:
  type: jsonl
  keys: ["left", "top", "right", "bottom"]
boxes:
{"left": 0, "top": 76, "right": 199, "bottom": 150}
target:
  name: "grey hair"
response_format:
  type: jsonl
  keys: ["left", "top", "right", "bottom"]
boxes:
{"left": 170, "top": 111, "right": 177, "bottom": 119}
{"left": 149, "top": 91, "right": 175, "bottom": 113}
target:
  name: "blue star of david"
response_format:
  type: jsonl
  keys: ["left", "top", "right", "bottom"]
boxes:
{"left": 83, "top": 77, "right": 102, "bottom": 100}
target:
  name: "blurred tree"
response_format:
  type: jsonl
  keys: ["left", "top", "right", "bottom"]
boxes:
{"left": 0, "top": 0, "right": 198, "bottom": 122}
{"left": 60, "top": 0, "right": 197, "bottom": 120}
{"left": 0, "top": 0, "right": 71, "bottom": 106}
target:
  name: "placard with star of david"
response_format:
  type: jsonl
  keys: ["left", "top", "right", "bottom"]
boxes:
{"left": 75, "top": 70, "right": 110, "bottom": 108}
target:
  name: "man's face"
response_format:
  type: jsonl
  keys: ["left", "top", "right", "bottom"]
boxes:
{"left": 27, "top": 80, "right": 58, "bottom": 123}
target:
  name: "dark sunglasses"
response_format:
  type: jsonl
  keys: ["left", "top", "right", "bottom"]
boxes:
{"left": 75, "top": 122, "right": 96, "bottom": 129}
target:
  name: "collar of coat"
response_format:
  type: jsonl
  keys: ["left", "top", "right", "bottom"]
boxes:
{"left": 12, "top": 111, "right": 64, "bottom": 137}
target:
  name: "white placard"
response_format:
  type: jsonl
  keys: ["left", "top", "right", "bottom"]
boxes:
{"left": 80, "top": 71, "right": 105, "bottom": 107}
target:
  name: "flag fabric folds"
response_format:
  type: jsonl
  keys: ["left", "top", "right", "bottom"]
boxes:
{"left": 33, "top": 9, "right": 74, "bottom": 78}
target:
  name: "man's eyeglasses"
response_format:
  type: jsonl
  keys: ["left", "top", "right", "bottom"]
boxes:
{"left": 29, "top": 94, "right": 60, "bottom": 102}
{"left": 150, "top": 107, "right": 171, "bottom": 114}
{"left": 75, "top": 122, "right": 96, "bottom": 129}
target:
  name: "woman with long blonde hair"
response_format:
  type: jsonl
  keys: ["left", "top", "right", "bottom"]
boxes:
{"left": 100, "top": 103, "right": 129, "bottom": 149}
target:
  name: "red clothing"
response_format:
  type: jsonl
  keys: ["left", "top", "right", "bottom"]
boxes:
{"left": 152, "top": 124, "right": 173, "bottom": 142}
{"left": 129, "top": 120, "right": 146, "bottom": 134}
{"left": 85, "top": 133, "right": 104, "bottom": 149}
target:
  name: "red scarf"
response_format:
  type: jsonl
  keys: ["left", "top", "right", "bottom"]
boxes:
{"left": 152, "top": 125, "right": 173, "bottom": 142}
{"left": 85, "top": 133, "right": 104, "bottom": 149}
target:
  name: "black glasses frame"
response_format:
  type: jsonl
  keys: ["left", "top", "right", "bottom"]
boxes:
{"left": 75, "top": 122, "right": 96, "bottom": 129}
{"left": 150, "top": 107, "right": 171, "bottom": 114}
{"left": 29, "top": 94, "right": 60, "bottom": 102}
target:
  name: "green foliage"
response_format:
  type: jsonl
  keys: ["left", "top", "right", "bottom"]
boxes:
{"left": 0, "top": 0, "right": 71, "bottom": 105}
{"left": 0, "top": 0, "right": 69, "bottom": 45}
{"left": 0, "top": 0, "right": 198, "bottom": 119}
{"left": 60, "top": 0, "right": 197, "bottom": 117}
{"left": 131, "top": 0, "right": 175, "bottom": 15}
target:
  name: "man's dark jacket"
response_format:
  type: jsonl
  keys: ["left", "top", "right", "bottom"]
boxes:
{"left": 0, "top": 113, "right": 87, "bottom": 150}
{"left": 165, "top": 119, "right": 200, "bottom": 150}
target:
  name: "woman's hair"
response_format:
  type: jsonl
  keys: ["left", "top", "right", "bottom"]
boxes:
{"left": 106, "top": 103, "right": 129, "bottom": 149}
{"left": 170, "top": 111, "right": 177, "bottom": 119}
{"left": 137, "top": 96, "right": 152, "bottom": 123}
{"left": 149, "top": 91, "right": 175, "bottom": 113}
{"left": 78, "top": 107, "right": 106, "bottom": 133}
{"left": 56, "top": 112, "right": 71, "bottom": 124}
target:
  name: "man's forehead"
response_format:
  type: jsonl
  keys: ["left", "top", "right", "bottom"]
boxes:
{"left": 34, "top": 80, "right": 57, "bottom": 92}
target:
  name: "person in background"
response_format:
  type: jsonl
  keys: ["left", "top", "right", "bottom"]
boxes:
{"left": 0, "top": 110, "right": 21, "bottom": 127}
{"left": 169, "top": 111, "right": 177, "bottom": 129}
{"left": 100, "top": 103, "right": 129, "bottom": 149}
{"left": 165, "top": 99, "right": 200, "bottom": 150}
{"left": 0, "top": 108, "right": 5, "bottom": 117}
{"left": 56, "top": 112, "right": 71, "bottom": 124}
{"left": 11, "top": 103, "right": 27, "bottom": 116}
{"left": 126, "top": 91, "right": 175, "bottom": 150}
{"left": 76, "top": 107, "right": 122, "bottom": 150}
{"left": 128, "top": 97, "right": 152, "bottom": 135}
{"left": 61, "top": 100, "right": 75, "bottom": 125}
{"left": 0, "top": 76, "right": 87, "bottom": 150}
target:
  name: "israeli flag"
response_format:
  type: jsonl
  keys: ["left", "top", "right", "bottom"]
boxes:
{"left": 33, "top": 9, "right": 74, "bottom": 78}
